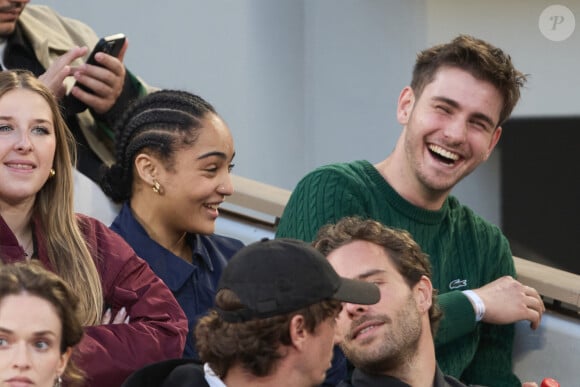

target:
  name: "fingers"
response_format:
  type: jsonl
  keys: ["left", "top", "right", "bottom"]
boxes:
{"left": 525, "top": 287, "right": 544, "bottom": 330}
{"left": 69, "top": 48, "right": 127, "bottom": 114}
{"left": 114, "top": 38, "right": 129, "bottom": 63}
{"left": 39, "top": 46, "right": 88, "bottom": 97}
{"left": 101, "top": 307, "right": 130, "bottom": 325}
{"left": 112, "top": 307, "right": 128, "bottom": 324}
{"left": 101, "top": 307, "right": 112, "bottom": 325}
{"left": 525, "top": 285, "right": 546, "bottom": 312}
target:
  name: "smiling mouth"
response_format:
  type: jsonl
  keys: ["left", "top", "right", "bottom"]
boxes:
{"left": 351, "top": 322, "right": 383, "bottom": 340}
{"left": 428, "top": 144, "right": 459, "bottom": 165}
{"left": 6, "top": 163, "right": 34, "bottom": 170}
{"left": 204, "top": 203, "right": 220, "bottom": 210}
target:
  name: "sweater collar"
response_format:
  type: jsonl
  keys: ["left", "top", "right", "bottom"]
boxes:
{"left": 360, "top": 160, "right": 451, "bottom": 225}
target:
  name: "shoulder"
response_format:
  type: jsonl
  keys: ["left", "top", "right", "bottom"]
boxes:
{"left": 20, "top": 5, "right": 98, "bottom": 48}
{"left": 446, "top": 196, "right": 505, "bottom": 238}
{"left": 75, "top": 213, "right": 142, "bottom": 270}
{"left": 20, "top": 5, "right": 62, "bottom": 21}
{"left": 76, "top": 213, "right": 127, "bottom": 245}
{"left": 122, "top": 359, "right": 207, "bottom": 387}
{"left": 300, "top": 160, "right": 373, "bottom": 183}
{"left": 205, "top": 234, "right": 244, "bottom": 251}
{"left": 289, "top": 160, "right": 376, "bottom": 200}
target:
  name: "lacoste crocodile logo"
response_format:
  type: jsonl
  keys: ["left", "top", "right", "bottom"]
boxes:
{"left": 449, "top": 279, "right": 467, "bottom": 290}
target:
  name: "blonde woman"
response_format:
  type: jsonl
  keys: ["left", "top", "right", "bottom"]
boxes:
{"left": 0, "top": 70, "right": 187, "bottom": 386}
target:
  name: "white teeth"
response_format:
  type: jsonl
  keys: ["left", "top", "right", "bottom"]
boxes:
{"left": 358, "top": 325, "right": 376, "bottom": 335}
{"left": 206, "top": 204, "right": 219, "bottom": 210}
{"left": 428, "top": 144, "right": 459, "bottom": 161}
{"left": 7, "top": 163, "right": 33, "bottom": 169}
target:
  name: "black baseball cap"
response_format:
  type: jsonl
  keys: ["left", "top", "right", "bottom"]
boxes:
{"left": 216, "top": 238, "right": 380, "bottom": 322}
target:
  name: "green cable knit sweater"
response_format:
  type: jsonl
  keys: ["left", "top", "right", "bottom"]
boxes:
{"left": 276, "top": 160, "right": 519, "bottom": 387}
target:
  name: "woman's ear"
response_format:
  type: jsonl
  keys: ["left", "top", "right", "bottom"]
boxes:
{"left": 56, "top": 347, "right": 72, "bottom": 378}
{"left": 134, "top": 153, "right": 158, "bottom": 186}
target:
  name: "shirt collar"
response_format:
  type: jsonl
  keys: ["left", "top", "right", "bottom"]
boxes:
{"left": 110, "top": 203, "right": 219, "bottom": 291}
{"left": 203, "top": 363, "right": 227, "bottom": 387}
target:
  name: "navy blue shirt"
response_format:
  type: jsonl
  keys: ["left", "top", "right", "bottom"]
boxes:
{"left": 110, "top": 203, "right": 244, "bottom": 359}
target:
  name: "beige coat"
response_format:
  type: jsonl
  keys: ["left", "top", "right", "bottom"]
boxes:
{"left": 19, "top": 5, "right": 152, "bottom": 165}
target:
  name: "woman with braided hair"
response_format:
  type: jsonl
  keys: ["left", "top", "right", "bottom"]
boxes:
{"left": 100, "top": 89, "right": 244, "bottom": 360}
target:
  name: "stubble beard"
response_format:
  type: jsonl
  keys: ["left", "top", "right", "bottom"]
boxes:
{"left": 341, "top": 295, "right": 422, "bottom": 375}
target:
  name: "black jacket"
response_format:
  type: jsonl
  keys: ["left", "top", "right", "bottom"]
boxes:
{"left": 121, "top": 359, "right": 209, "bottom": 387}
{"left": 338, "top": 366, "right": 477, "bottom": 387}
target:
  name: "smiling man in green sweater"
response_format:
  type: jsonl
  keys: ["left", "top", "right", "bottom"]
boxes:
{"left": 276, "top": 35, "right": 545, "bottom": 387}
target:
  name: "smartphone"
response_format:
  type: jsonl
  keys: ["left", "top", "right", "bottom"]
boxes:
{"left": 64, "top": 33, "right": 127, "bottom": 113}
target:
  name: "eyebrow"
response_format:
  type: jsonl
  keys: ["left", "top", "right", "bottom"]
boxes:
{"left": 0, "top": 117, "right": 53, "bottom": 126}
{"left": 0, "top": 327, "right": 57, "bottom": 337}
{"left": 432, "top": 96, "right": 496, "bottom": 128}
{"left": 32, "top": 331, "right": 57, "bottom": 338}
{"left": 197, "top": 151, "right": 236, "bottom": 161}
{"left": 354, "top": 268, "right": 386, "bottom": 280}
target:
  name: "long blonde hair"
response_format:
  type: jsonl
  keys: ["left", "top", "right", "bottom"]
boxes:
{"left": 0, "top": 70, "right": 103, "bottom": 325}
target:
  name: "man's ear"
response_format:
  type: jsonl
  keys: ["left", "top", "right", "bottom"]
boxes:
{"left": 134, "top": 152, "right": 159, "bottom": 186}
{"left": 289, "top": 314, "right": 308, "bottom": 350}
{"left": 484, "top": 126, "right": 503, "bottom": 161}
{"left": 397, "top": 86, "right": 415, "bottom": 125}
{"left": 414, "top": 275, "right": 433, "bottom": 314}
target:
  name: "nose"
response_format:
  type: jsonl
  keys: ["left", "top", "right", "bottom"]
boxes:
{"left": 344, "top": 302, "right": 368, "bottom": 319}
{"left": 15, "top": 131, "right": 33, "bottom": 152}
{"left": 11, "top": 342, "right": 31, "bottom": 370}
{"left": 217, "top": 173, "right": 234, "bottom": 196}
{"left": 443, "top": 118, "right": 467, "bottom": 145}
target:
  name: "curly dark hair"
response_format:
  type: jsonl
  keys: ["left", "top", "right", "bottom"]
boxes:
{"left": 313, "top": 216, "right": 442, "bottom": 336}
{"left": 195, "top": 288, "right": 341, "bottom": 379}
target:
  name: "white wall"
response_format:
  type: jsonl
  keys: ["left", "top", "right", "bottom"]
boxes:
{"left": 39, "top": 0, "right": 580, "bottom": 227}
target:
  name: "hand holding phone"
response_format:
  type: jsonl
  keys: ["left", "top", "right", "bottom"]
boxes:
{"left": 64, "top": 33, "right": 126, "bottom": 114}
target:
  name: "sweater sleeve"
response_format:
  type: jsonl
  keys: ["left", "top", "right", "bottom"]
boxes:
{"left": 276, "top": 167, "right": 368, "bottom": 242}
{"left": 459, "top": 235, "right": 520, "bottom": 386}
{"left": 76, "top": 217, "right": 188, "bottom": 386}
{"left": 460, "top": 323, "right": 520, "bottom": 386}
{"left": 435, "top": 291, "right": 477, "bottom": 345}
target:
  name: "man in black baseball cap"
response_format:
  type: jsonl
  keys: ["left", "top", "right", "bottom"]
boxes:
{"left": 121, "top": 238, "right": 379, "bottom": 387}
{"left": 198, "top": 237, "right": 380, "bottom": 387}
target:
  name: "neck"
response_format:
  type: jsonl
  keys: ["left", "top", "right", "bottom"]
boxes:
{"left": 385, "top": 321, "right": 436, "bottom": 387}
{"left": 375, "top": 138, "right": 449, "bottom": 211}
{"left": 224, "top": 361, "right": 311, "bottom": 387}
{"left": 0, "top": 203, "right": 34, "bottom": 242}
{"left": 130, "top": 200, "right": 191, "bottom": 262}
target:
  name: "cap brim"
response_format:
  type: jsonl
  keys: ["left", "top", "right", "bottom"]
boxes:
{"left": 333, "top": 278, "right": 380, "bottom": 305}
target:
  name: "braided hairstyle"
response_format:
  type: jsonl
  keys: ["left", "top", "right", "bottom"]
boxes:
{"left": 101, "top": 90, "right": 217, "bottom": 203}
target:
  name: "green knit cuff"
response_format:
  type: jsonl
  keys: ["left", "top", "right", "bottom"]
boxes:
{"left": 435, "top": 290, "right": 478, "bottom": 345}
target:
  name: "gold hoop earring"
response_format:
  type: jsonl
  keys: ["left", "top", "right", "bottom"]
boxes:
{"left": 152, "top": 180, "right": 161, "bottom": 194}
{"left": 49, "top": 168, "right": 56, "bottom": 178}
